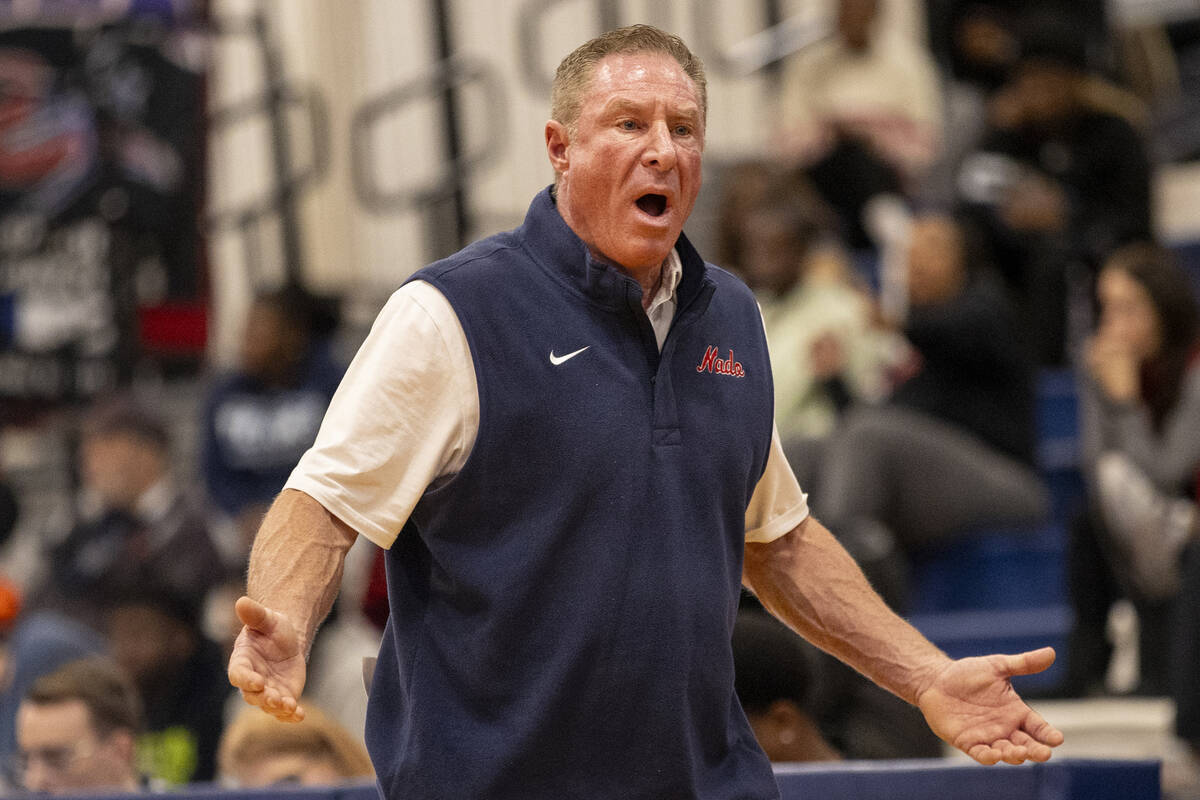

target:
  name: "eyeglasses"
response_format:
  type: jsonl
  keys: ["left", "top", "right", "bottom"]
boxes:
{"left": 7, "top": 741, "right": 96, "bottom": 782}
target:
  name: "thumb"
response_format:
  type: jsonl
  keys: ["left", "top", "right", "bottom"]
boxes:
{"left": 999, "top": 647, "right": 1056, "bottom": 678}
{"left": 235, "top": 595, "right": 274, "bottom": 633}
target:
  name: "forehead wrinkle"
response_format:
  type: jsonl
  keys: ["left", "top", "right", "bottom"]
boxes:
{"left": 597, "top": 94, "right": 700, "bottom": 120}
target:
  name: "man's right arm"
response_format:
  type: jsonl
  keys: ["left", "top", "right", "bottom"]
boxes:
{"left": 227, "top": 488, "right": 357, "bottom": 722}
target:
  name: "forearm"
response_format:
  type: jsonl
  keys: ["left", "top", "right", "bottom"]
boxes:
{"left": 743, "top": 515, "right": 951, "bottom": 706}
{"left": 246, "top": 488, "right": 358, "bottom": 654}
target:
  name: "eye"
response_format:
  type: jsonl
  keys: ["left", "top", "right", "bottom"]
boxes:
{"left": 674, "top": 124, "right": 693, "bottom": 137}
{"left": 619, "top": 119, "right": 638, "bottom": 131}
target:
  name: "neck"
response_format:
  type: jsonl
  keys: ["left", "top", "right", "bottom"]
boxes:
{"left": 638, "top": 260, "right": 666, "bottom": 311}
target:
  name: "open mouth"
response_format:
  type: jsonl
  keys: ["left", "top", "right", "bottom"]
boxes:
{"left": 635, "top": 193, "right": 668, "bottom": 218}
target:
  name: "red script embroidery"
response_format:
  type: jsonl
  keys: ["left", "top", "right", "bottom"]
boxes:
{"left": 696, "top": 346, "right": 745, "bottom": 377}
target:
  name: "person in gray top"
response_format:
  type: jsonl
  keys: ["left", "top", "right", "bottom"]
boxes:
{"left": 1069, "top": 243, "right": 1200, "bottom": 697}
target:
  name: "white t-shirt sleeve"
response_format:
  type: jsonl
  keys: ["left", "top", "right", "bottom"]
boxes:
{"left": 285, "top": 281, "right": 478, "bottom": 549}
{"left": 744, "top": 423, "right": 810, "bottom": 543}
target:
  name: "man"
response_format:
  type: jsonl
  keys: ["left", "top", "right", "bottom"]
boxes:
{"left": 13, "top": 657, "right": 142, "bottom": 795}
{"left": 957, "top": 13, "right": 1152, "bottom": 364}
{"left": 37, "top": 396, "right": 228, "bottom": 629}
{"left": 105, "top": 590, "right": 231, "bottom": 785}
{"left": 776, "top": 0, "right": 942, "bottom": 247}
{"left": 202, "top": 285, "right": 344, "bottom": 534}
{"left": 229, "top": 25, "right": 1063, "bottom": 799}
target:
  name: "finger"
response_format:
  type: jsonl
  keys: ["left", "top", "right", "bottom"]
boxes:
{"left": 1025, "top": 742, "right": 1054, "bottom": 763}
{"left": 282, "top": 703, "right": 306, "bottom": 723}
{"left": 1023, "top": 708, "right": 1066, "bottom": 747}
{"left": 239, "top": 687, "right": 270, "bottom": 711}
{"left": 240, "top": 688, "right": 305, "bottom": 722}
{"left": 998, "top": 647, "right": 1056, "bottom": 677}
{"left": 998, "top": 740, "right": 1029, "bottom": 765}
{"left": 966, "top": 744, "right": 1001, "bottom": 766}
{"left": 1008, "top": 730, "right": 1034, "bottom": 749}
{"left": 227, "top": 653, "right": 265, "bottom": 693}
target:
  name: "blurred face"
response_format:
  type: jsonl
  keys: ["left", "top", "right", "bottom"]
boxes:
{"left": 1012, "top": 62, "right": 1080, "bottom": 125}
{"left": 15, "top": 700, "right": 135, "bottom": 794}
{"left": 547, "top": 50, "right": 704, "bottom": 276}
{"left": 80, "top": 433, "right": 163, "bottom": 511}
{"left": 1097, "top": 266, "right": 1162, "bottom": 361}
{"left": 838, "top": 0, "right": 878, "bottom": 51}
{"left": 906, "top": 216, "right": 965, "bottom": 306}
{"left": 239, "top": 303, "right": 294, "bottom": 379}
{"left": 108, "top": 605, "right": 193, "bottom": 684}
{"left": 956, "top": 13, "right": 1017, "bottom": 70}
{"left": 232, "top": 751, "right": 344, "bottom": 788}
{"left": 741, "top": 213, "right": 804, "bottom": 296}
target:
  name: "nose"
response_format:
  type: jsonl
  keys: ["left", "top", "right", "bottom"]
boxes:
{"left": 642, "top": 121, "right": 676, "bottom": 172}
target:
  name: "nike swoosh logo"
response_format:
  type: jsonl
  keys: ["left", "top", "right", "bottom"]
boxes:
{"left": 549, "top": 346, "right": 590, "bottom": 366}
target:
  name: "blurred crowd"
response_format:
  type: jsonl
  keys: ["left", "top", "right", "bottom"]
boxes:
{"left": 1, "top": 0, "right": 1200, "bottom": 794}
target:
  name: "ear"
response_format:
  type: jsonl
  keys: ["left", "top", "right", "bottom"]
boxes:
{"left": 545, "top": 120, "right": 570, "bottom": 175}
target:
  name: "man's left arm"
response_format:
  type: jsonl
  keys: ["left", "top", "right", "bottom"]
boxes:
{"left": 743, "top": 516, "right": 1065, "bottom": 765}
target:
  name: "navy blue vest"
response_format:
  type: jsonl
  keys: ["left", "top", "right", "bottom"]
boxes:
{"left": 365, "top": 188, "right": 779, "bottom": 799}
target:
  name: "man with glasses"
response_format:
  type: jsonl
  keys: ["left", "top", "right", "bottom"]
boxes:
{"left": 12, "top": 657, "right": 143, "bottom": 795}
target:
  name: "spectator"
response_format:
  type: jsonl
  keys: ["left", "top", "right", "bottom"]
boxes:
{"left": 957, "top": 12, "right": 1152, "bottom": 364}
{"left": 0, "top": 612, "right": 105, "bottom": 782}
{"left": 218, "top": 704, "right": 373, "bottom": 788}
{"left": 1068, "top": 243, "right": 1200, "bottom": 697}
{"left": 11, "top": 657, "right": 143, "bottom": 795}
{"left": 735, "top": 601, "right": 939, "bottom": 760}
{"left": 925, "top": 1, "right": 1108, "bottom": 88}
{"left": 732, "top": 609, "right": 839, "bottom": 762}
{"left": 776, "top": 0, "right": 943, "bottom": 247}
{"left": 813, "top": 212, "right": 1048, "bottom": 610}
{"left": 917, "top": 2, "right": 1021, "bottom": 207}
{"left": 731, "top": 171, "right": 898, "bottom": 471}
{"left": 201, "top": 285, "right": 344, "bottom": 546}
{"left": 105, "top": 590, "right": 230, "bottom": 786}
{"left": 34, "top": 395, "right": 227, "bottom": 629}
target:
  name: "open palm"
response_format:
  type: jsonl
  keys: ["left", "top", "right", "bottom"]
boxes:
{"left": 917, "top": 647, "right": 1065, "bottom": 765}
{"left": 227, "top": 596, "right": 308, "bottom": 722}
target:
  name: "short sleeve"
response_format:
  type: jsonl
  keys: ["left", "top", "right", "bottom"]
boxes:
{"left": 744, "top": 423, "right": 810, "bottom": 543}
{"left": 285, "top": 281, "right": 478, "bottom": 548}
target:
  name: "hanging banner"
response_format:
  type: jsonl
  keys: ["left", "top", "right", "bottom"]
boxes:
{"left": 0, "top": 0, "right": 207, "bottom": 413}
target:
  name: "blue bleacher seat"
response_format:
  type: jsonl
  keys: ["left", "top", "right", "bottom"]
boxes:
{"left": 906, "top": 368, "right": 1087, "bottom": 691}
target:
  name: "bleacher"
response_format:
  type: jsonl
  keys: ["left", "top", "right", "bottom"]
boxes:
{"left": 903, "top": 232, "right": 1200, "bottom": 695}
{"left": 905, "top": 367, "right": 1083, "bottom": 692}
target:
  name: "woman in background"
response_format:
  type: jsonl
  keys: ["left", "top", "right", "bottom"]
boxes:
{"left": 1069, "top": 243, "right": 1200, "bottom": 744}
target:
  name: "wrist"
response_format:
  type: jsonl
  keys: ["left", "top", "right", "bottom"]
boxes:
{"left": 911, "top": 652, "right": 955, "bottom": 708}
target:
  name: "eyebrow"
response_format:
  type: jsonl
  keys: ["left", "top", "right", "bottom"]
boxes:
{"left": 600, "top": 97, "right": 701, "bottom": 123}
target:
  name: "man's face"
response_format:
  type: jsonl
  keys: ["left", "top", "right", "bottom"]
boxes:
{"left": 838, "top": 0, "right": 878, "bottom": 51}
{"left": 1013, "top": 62, "right": 1079, "bottom": 125}
{"left": 15, "top": 699, "right": 134, "bottom": 794}
{"left": 547, "top": 50, "right": 704, "bottom": 275}
{"left": 905, "top": 216, "right": 965, "bottom": 306}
